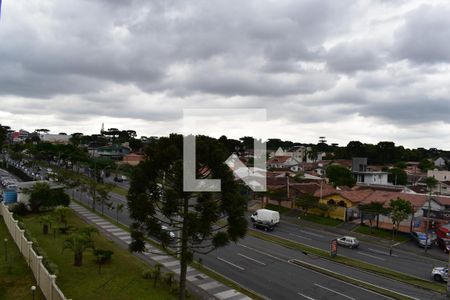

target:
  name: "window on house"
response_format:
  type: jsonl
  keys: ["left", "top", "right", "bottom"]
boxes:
{"left": 328, "top": 199, "right": 336, "bottom": 206}
{"left": 337, "top": 200, "right": 347, "bottom": 208}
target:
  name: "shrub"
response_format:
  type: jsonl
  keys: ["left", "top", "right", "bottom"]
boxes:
{"left": 93, "top": 249, "right": 114, "bottom": 264}
{"left": 142, "top": 269, "right": 153, "bottom": 279}
{"left": 11, "top": 202, "right": 29, "bottom": 216}
{"left": 164, "top": 272, "right": 176, "bottom": 287}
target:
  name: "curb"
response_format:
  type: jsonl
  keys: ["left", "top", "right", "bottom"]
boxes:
{"left": 289, "top": 259, "right": 417, "bottom": 300}
{"left": 248, "top": 229, "right": 446, "bottom": 294}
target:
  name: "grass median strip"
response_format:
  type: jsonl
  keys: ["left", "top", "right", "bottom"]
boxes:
{"left": 290, "top": 259, "right": 414, "bottom": 300}
{"left": 112, "top": 186, "right": 128, "bottom": 197}
{"left": 248, "top": 230, "right": 446, "bottom": 293}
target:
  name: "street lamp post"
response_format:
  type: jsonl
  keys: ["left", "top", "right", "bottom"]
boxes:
{"left": 3, "top": 238, "right": 7, "bottom": 262}
{"left": 31, "top": 285, "right": 36, "bottom": 300}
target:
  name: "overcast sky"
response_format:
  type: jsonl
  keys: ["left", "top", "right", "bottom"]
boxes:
{"left": 1, "top": 0, "right": 450, "bottom": 149}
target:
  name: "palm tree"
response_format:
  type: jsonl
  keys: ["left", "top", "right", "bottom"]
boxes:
{"left": 63, "top": 232, "right": 95, "bottom": 266}
{"left": 153, "top": 263, "right": 163, "bottom": 287}
{"left": 115, "top": 203, "right": 124, "bottom": 224}
{"left": 54, "top": 206, "right": 71, "bottom": 226}
{"left": 39, "top": 216, "right": 53, "bottom": 235}
{"left": 97, "top": 184, "right": 114, "bottom": 215}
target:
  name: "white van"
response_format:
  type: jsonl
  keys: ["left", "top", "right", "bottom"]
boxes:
{"left": 250, "top": 209, "right": 280, "bottom": 225}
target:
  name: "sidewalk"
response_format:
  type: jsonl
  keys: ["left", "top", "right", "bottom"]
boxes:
{"left": 70, "top": 203, "right": 252, "bottom": 300}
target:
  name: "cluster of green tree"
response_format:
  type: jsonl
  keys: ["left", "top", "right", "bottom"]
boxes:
{"left": 0, "top": 124, "right": 9, "bottom": 151}
{"left": 28, "top": 182, "right": 70, "bottom": 212}
{"left": 331, "top": 141, "right": 449, "bottom": 169}
{"left": 326, "top": 165, "right": 356, "bottom": 187}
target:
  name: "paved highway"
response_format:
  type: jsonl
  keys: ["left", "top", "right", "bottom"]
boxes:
{"left": 71, "top": 188, "right": 445, "bottom": 300}
{"left": 80, "top": 182, "right": 448, "bottom": 282}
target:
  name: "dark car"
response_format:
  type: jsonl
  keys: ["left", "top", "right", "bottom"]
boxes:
{"left": 252, "top": 220, "right": 275, "bottom": 231}
{"left": 411, "top": 231, "right": 433, "bottom": 248}
{"left": 435, "top": 238, "right": 450, "bottom": 253}
{"left": 113, "top": 176, "right": 123, "bottom": 182}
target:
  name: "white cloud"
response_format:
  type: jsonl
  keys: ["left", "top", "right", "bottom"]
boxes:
{"left": 1, "top": 0, "right": 450, "bottom": 149}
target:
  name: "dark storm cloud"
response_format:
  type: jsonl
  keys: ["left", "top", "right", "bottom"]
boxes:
{"left": 1, "top": 0, "right": 450, "bottom": 146}
{"left": 325, "top": 40, "right": 384, "bottom": 73}
{"left": 394, "top": 4, "right": 450, "bottom": 64}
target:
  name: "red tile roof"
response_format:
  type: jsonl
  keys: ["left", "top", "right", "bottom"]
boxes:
{"left": 361, "top": 191, "right": 428, "bottom": 209}
{"left": 268, "top": 156, "right": 292, "bottom": 164}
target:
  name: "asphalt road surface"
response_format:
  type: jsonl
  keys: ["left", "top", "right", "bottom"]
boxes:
{"left": 72, "top": 189, "right": 445, "bottom": 300}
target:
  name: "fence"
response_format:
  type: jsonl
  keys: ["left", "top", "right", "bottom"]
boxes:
{"left": 0, "top": 203, "right": 69, "bottom": 300}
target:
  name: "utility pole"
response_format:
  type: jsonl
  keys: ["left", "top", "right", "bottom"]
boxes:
{"left": 425, "top": 191, "right": 432, "bottom": 254}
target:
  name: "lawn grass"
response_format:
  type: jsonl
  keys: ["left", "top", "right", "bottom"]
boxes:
{"left": 354, "top": 225, "right": 410, "bottom": 243}
{"left": 0, "top": 218, "right": 45, "bottom": 300}
{"left": 249, "top": 230, "right": 446, "bottom": 293}
{"left": 300, "top": 214, "right": 343, "bottom": 226}
{"left": 20, "top": 211, "right": 179, "bottom": 300}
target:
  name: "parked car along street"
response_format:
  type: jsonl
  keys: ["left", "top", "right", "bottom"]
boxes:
{"left": 435, "top": 238, "right": 450, "bottom": 253}
{"left": 411, "top": 231, "right": 433, "bottom": 248}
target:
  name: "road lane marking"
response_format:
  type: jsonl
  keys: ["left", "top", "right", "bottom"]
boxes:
{"left": 368, "top": 248, "right": 399, "bottom": 257}
{"left": 238, "top": 243, "right": 285, "bottom": 262}
{"left": 288, "top": 260, "right": 394, "bottom": 300}
{"left": 237, "top": 253, "right": 266, "bottom": 265}
{"left": 298, "top": 230, "right": 324, "bottom": 238}
{"left": 314, "top": 283, "right": 355, "bottom": 300}
{"left": 217, "top": 257, "right": 245, "bottom": 270}
{"left": 357, "top": 252, "right": 386, "bottom": 261}
{"left": 297, "top": 292, "right": 316, "bottom": 299}
{"left": 289, "top": 233, "right": 312, "bottom": 240}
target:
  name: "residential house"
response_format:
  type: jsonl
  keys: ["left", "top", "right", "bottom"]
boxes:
{"left": 95, "top": 144, "right": 130, "bottom": 160}
{"left": 267, "top": 156, "right": 300, "bottom": 170}
{"left": 11, "top": 129, "right": 29, "bottom": 143}
{"left": 121, "top": 153, "right": 145, "bottom": 166}
{"left": 312, "top": 188, "right": 373, "bottom": 221}
{"left": 427, "top": 170, "right": 450, "bottom": 195}
{"left": 352, "top": 157, "right": 389, "bottom": 185}
{"left": 360, "top": 191, "right": 434, "bottom": 233}
{"left": 435, "top": 157, "right": 447, "bottom": 168}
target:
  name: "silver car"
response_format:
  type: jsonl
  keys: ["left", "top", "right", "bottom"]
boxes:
{"left": 337, "top": 236, "right": 360, "bottom": 249}
{"left": 432, "top": 267, "right": 448, "bottom": 282}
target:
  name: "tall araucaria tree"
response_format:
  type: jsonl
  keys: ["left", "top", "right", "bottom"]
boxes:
{"left": 127, "top": 134, "right": 247, "bottom": 300}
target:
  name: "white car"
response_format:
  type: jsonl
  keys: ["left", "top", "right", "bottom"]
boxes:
{"left": 161, "top": 225, "right": 175, "bottom": 240}
{"left": 432, "top": 267, "right": 448, "bottom": 282}
{"left": 336, "top": 236, "right": 360, "bottom": 249}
